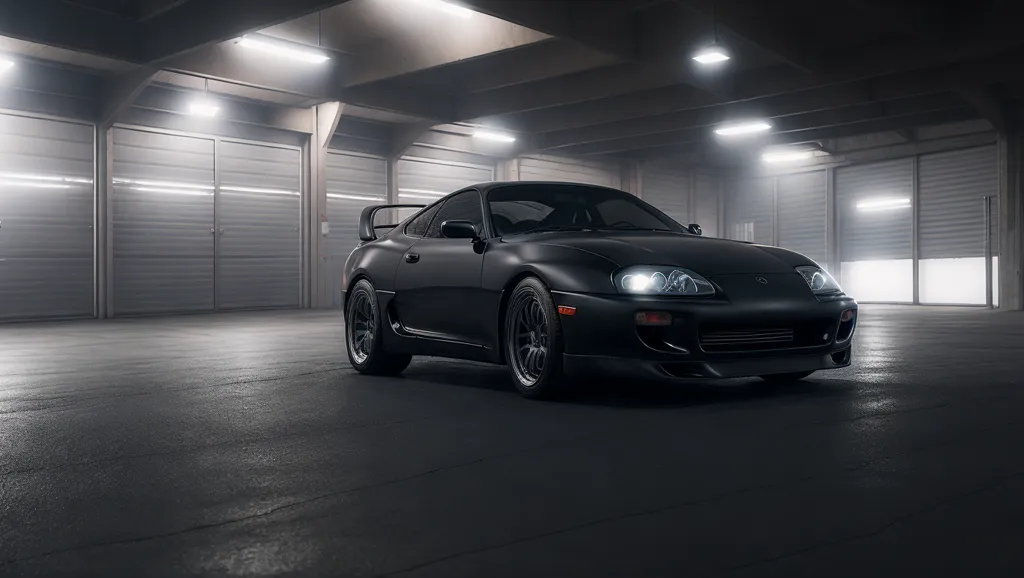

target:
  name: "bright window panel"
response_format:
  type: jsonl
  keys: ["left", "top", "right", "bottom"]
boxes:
{"left": 840, "top": 259, "right": 913, "bottom": 303}
{"left": 993, "top": 256, "right": 999, "bottom": 307}
{"left": 919, "top": 258, "right": 986, "bottom": 305}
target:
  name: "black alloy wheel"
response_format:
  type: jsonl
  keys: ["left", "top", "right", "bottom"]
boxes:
{"left": 346, "top": 279, "right": 412, "bottom": 375}
{"left": 504, "top": 277, "right": 566, "bottom": 398}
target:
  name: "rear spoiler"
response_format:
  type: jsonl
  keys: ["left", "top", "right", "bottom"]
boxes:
{"left": 358, "top": 204, "right": 426, "bottom": 241}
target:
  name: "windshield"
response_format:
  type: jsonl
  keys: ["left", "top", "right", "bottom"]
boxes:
{"left": 487, "top": 184, "right": 684, "bottom": 236}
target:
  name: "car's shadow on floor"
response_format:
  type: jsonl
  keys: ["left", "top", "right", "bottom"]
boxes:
{"left": 401, "top": 359, "right": 850, "bottom": 409}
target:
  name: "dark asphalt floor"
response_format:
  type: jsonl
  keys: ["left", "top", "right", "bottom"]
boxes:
{"left": 2, "top": 305, "right": 1024, "bottom": 577}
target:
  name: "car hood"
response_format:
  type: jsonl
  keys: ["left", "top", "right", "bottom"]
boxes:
{"left": 504, "top": 231, "right": 815, "bottom": 275}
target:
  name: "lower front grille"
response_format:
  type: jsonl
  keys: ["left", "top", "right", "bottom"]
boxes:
{"left": 699, "top": 320, "right": 834, "bottom": 353}
{"left": 699, "top": 328, "right": 794, "bottom": 352}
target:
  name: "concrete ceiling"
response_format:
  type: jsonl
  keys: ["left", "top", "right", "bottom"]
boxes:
{"left": 1, "top": 0, "right": 1022, "bottom": 164}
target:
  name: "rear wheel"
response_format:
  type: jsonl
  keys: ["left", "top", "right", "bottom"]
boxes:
{"left": 346, "top": 279, "right": 411, "bottom": 375}
{"left": 504, "top": 277, "right": 567, "bottom": 399}
{"left": 759, "top": 371, "right": 814, "bottom": 383}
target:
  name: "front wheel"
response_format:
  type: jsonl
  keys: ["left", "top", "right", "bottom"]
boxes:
{"left": 504, "top": 277, "right": 567, "bottom": 399}
{"left": 759, "top": 371, "right": 815, "bottom": 383}
{"left": 346, "top": 279, "right": 411, "bottom": 375}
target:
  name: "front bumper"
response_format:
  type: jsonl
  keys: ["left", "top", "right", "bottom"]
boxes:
{"left": 552, "top": 289, "right": 857, "bottom": 381}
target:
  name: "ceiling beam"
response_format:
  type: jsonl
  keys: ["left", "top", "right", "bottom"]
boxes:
{"left": 139, "top": 0, "right": 355, "bottom": 64}
{"left": 0, "top": 0, "right": 138, "bottom": 61}
{"left": 98, "top": 67, "right": 159, "bottom": 128}
{"left": 557, "top": 94, "right": 966, "bottom": 156}
{"left": 536, "top": 77, "right": 954, "bottom": 149}
{"left": 630, "top": 107, "right": 980, "bottom": 159}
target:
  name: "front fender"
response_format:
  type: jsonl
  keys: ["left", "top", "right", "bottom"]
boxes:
{"left": 481, "top": 242, "right": 618, "bottom": 294}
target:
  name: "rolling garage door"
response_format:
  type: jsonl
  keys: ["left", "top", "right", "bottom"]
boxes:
{"left": 217, "top": 141, "right": 301, "bottom": 310}
{"left": 836, "top": 158, "right": 914, "bottom": 302}
{"left": 918, "top": 146, "right": 996, "bottom": 305}
{"left": 642, "top": 167, "right": 689, "bottom": 224}
{"left": 519, "top": 155, "right": 620, "bottom": 188}
{"left": 694, "top": 172, "right": 719, "bottom": 237}
{"left": 726, "top": 177, "right": 773, "bottom": 245}
{"left": 777, "top": 171, "right": 828, "bottom": 269}
{"left": 396, "top": 157, "right": 492, "bottom": 221}
{"left": 112, "top": 128, "right": 216, "bottom": 315}
{"left": 0, "top": 114, "right": 94, "bottom": 321}
{"left": 325, "top": 151, "right": 387, "bottom": 307}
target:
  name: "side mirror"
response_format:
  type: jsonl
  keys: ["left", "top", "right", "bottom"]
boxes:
{"left": 441, "top": 220, "right": 479, "bottom": 240}
{"left": 687, "top": 223, "right": 703, "bottom": 236}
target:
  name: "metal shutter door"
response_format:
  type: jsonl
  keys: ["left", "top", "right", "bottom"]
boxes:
{"left": 726, "top": 177, "right": 773, "bottom": 245}
{"left": 217, "top": 141, "right": 301, "bottom": 310}
{"left": 112, "top": 128, "right": 215, "bottom": 315}
{"left": 694, "top": 172, "right": 719, "bottom": 237}
{"left": 326, "top": 151, "right": 386, "bottom": 307}
{"left": 777, "top": 171, "right": 827, "bottom": 265}
{"left": 642, "top": 167, "right": 689, "bottom": 224}
{"left": 836, "top": 159, "right": 913, "bottom": 261}
{"left": 396, "top": 157, "right": 492, "bottom": 220}
{"left": 519, "top": 156, "right": 620, "bottom": 188}
{"left": 918, "top": 146, "right": 996, "bottom": 259}
{"left": 0, "top": 114, "right": 94, "bottom": 321}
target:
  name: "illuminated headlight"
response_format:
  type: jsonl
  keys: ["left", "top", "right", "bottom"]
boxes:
{"left": 615, "top": 266, "right": 715, "bottom": 296}
{"left": 796, "top": 266, "right": 842, "bottom": 296}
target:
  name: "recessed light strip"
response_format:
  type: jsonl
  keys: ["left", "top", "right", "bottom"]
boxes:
{"left": 237, "top": 36, "right": 330, "bottom": 64}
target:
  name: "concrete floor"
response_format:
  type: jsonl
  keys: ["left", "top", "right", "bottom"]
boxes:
{"left": 1, "top": 305, "right": 1023, "bottom": 577}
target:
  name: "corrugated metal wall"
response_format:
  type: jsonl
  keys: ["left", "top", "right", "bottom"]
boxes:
{"left": 694, "top": 172, "right": 720, "bottom": 237}
{"left": 519, "top": 155, "right": 620, "bottom": 188}
{"left": 836, "top": 159, "right": 914, "bottom": 262}
{"left": 777, "top": 171, "right": 828, "bottom": 266}
{"left": 216, "top": 141, "right": 301, "bottom": 310}
{"left": 396, "top": 157, "right": 492, "bottom": 220}
{"left": 112, "top": 128, "right": 216, "bottom": 315}
{"left": 0, "top": 114, "right": 94, "bottom": 321}
{"left": 325, "top": 151, "right": 387, "bottom": 307}
{"left": 918, "top": 146, "right": 996, "bottom": 259}
{"left": 726, "top": 177, "right": 774, "bottom": 244}
{"left": 642, "top": 167, "right": 689, "bottom": 225}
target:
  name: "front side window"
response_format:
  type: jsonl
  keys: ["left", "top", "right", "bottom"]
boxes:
{"left": 424, "top": 190, "right": 484, "bottom": 238}
{"left": 487, "top": 185, "right": 682, "bottom": 236}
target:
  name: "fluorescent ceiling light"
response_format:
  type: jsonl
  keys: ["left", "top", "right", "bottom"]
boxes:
{"left": 714, "top": 121, "right": 772, "bottom": 136}
{"left": 0, "top": 58, "right": 13, "bottom": 74}
{"left": 188, "top": 99, "right": 220, "bottom": 117}
{"left": 762, "top": 150, "right": 814, "bottom": 163}
{"left": 327, "top": 193, "right": 387, "bottom": 202}
{"left": 856, "top": 198, "right": 911, "bottom": 212}
{"left": 237, "top": 36, "right": 330, "bottom": 64}
{"left": 473, "top": 130, "right": 516, "bottom": 143}
{"left": 414, "top": 0, "right": 474, "bottom": 18}
{"left": 693, "top": 47, "right": 730, "bottom": 64}
{"left": 219, "top": 185, "right": 299, "bottom": 196}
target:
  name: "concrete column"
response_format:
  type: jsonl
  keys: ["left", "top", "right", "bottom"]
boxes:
{"left": 620, "top": 160, "right": 642, "bottom": 197}
{"left": 496, "top": 158, "right": 520, "bottom": 181}
{"left": 95, "top": 126, "right": 114, "bottom": 319}
{"left": 997, "top": 131, "right": 1024, "bottom": 310}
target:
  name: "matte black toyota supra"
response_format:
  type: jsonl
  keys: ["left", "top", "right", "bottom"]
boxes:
{"left": 342, "top": 182, "right": 857, "bottom": 398}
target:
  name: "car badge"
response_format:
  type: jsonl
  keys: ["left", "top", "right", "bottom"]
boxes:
{"left": 755, "top": 276, "right": 768, "bottom": 285}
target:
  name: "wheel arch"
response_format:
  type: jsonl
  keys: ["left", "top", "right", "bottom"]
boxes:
{"left": 495, "top": 270, "right": 552, "bottom": 365}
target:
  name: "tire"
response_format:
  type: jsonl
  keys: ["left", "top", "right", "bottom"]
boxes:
{"left": 346, "top": 279, "right": 412, "bottom": 375}
{"left": 503, "top": 277, "right": 567, "bottom": 399}
{"left": 759, "top": 371, "right": 815, "bottom": 383}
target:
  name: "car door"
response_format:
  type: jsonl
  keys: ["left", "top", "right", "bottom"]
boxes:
{"left": 393, "top": 190, "right": 488, "bottom": 344}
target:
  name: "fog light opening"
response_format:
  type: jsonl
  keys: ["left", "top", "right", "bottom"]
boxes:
{"left": 831, "top": 349, "right": 851, "bottom": 364}
{"left": 635, "top": 311, "right": 672, "bottom": 326}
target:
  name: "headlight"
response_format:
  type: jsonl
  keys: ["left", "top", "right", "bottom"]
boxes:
{"left": 796, "top": 266, "right": 842, "bottom": 296}
{"left": 615, "top": 266, "right": 715, "bottom": 296}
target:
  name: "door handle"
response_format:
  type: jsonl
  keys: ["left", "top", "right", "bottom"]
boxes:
{"left": 405, "top": 253, "right": 420, "bottom": 263}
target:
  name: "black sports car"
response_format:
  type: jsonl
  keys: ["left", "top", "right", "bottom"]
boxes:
{"left": 342, "top": 181, "right": 857, "bottom": 398}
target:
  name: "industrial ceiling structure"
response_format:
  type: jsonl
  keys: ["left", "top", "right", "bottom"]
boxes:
{"left": 1, "top": 0, "right": 1021, "bottom": 167}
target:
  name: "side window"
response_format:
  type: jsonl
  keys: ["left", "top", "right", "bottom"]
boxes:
{"left": 405, "top": 203, "right": 442, "bottom": 238}
{"left": 425, "top": 190, "right": 484, "bottom": 238}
